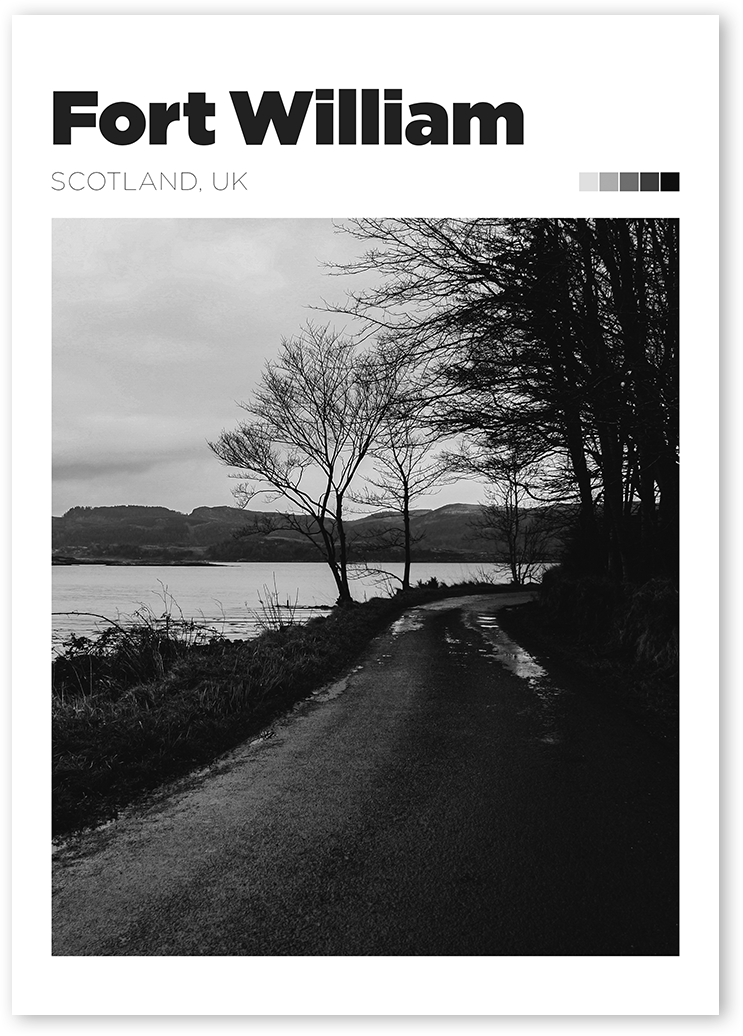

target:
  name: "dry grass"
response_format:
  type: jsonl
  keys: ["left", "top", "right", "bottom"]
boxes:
{"left": 53, "top": 580, "right": 514, "bottom": 837}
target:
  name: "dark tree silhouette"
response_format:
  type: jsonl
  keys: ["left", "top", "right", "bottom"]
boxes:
{"left": 209, "top": 324, "right": 401, "bottom": 603}
{"left": 329, "top": 218, "right": 679, "bottom": 582}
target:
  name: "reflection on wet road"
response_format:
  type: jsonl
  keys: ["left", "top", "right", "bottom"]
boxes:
{"left": 465, "top": 608, "right": 567, "bottom": 746}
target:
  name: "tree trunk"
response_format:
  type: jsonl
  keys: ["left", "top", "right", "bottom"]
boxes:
{"left": 334, "top": 501, "right": 353, "bottom": 603}
{"left": 402, "top": 486, "right": 412, "bottom": 592}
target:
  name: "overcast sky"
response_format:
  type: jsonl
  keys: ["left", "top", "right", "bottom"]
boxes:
{"left": 52, "top": 218, "right": 484, "bottom": 516}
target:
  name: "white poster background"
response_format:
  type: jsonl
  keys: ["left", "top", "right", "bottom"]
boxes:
{"left": 12, "top": 13, "right": 718, "bottom": 1016}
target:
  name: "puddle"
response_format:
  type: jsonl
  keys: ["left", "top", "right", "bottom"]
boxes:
{"left": 390, "top": 612, "right": 425, "bottom": 636}
{"left": 464, "top": 609, "right": 568, "bottom": 745}
{"left": 470, "top": 614, "right": 549, "bottom": 683}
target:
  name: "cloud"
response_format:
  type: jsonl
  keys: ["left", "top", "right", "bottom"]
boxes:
{"left": 53, "top": 455, "right": 166, "bottom": 481}
{"left": 51, "top": 219, "right": 401, "bottom": 512}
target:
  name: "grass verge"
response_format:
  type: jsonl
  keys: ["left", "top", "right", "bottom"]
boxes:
{"left": 53, "top": 581, "right": 515, "bottom": 838}
{"left": 497, "top": 577, "right": 678, "bottom": 743}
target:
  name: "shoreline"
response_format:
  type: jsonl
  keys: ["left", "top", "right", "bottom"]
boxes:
{"left": 52, "top": 554, "right": 537, "bottom": 568}
{"left": 52, "top": 582, "right": 524, "bottom": 837}
{"left": 52, "top": 556, "right": 219, "bottom": 567}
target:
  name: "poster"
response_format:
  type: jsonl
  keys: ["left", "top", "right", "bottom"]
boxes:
{"left": 12, "top": 11, "right": 718, "bottom": 1018}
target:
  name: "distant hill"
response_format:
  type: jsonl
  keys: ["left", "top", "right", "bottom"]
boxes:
{"left": 52, "top": 501, "right": 564, "bottom": 564}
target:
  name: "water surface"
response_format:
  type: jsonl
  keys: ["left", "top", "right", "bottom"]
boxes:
{"left": 52, "top": 560, "right": 513, "bottom": 652}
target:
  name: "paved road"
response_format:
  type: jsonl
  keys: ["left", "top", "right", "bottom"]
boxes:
{"left": 52, "top": 593, "right": 678, "bottom": 956}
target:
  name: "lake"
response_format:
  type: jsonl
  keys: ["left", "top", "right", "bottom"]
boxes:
{"left": 52, "top": 560, "right": 515, "bottom": 653}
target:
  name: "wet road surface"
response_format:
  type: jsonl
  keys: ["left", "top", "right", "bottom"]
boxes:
{"left": 52, "top": 593, "right": 678, "bottom": 955}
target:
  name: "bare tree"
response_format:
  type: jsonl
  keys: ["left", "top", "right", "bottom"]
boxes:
{"left": 351, "top": 396, "right": 453, "bottom": 591}
{"left": 447, "top": 431, "right": 565, "bottom": 585}
{"left": 474, "top": 475, "right": 560, "bottom": 587}
{"left": 209, "top": 325, "right": 399, "bottom": 603}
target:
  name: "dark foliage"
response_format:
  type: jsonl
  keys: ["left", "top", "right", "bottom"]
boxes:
{"left": 52, "top": 581, "right": 512, "bottom": 837}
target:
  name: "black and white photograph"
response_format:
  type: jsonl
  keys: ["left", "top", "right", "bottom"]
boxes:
{"left": 51, "top": 216, "right": 679, "bottom": 957}
{"left": 10, "top": 8, "right": 720, "bottom": 1016}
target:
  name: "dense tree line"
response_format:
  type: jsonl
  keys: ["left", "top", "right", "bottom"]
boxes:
{"left": 62, "top": 505, "right": 178, "bottom": 520}
{"left": 330, "top": 218, "right": 679, "bottom": 583}
{"left": 210, "top": 219, "right": 678, "bottom": 600}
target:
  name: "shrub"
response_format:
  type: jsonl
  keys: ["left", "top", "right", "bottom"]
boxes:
{"left": 536, "top": 565, "right": 678, "bottom": 679}
{"left": 618, "top": 579, "right": 679, "bottom": 673}
{"left": 538, "top": 568, "right": 623, "bottom": 644}
{"left": 52, "top": 579, "right": 518, "bottom": 835}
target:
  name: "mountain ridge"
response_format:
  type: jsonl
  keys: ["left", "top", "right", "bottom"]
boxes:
{"left": 52, "top": 501, "right": 562, "bottom": 564}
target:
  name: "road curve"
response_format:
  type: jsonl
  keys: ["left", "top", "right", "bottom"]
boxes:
{"left": 53, "top": 593, "right": 678, "bottom": 956}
